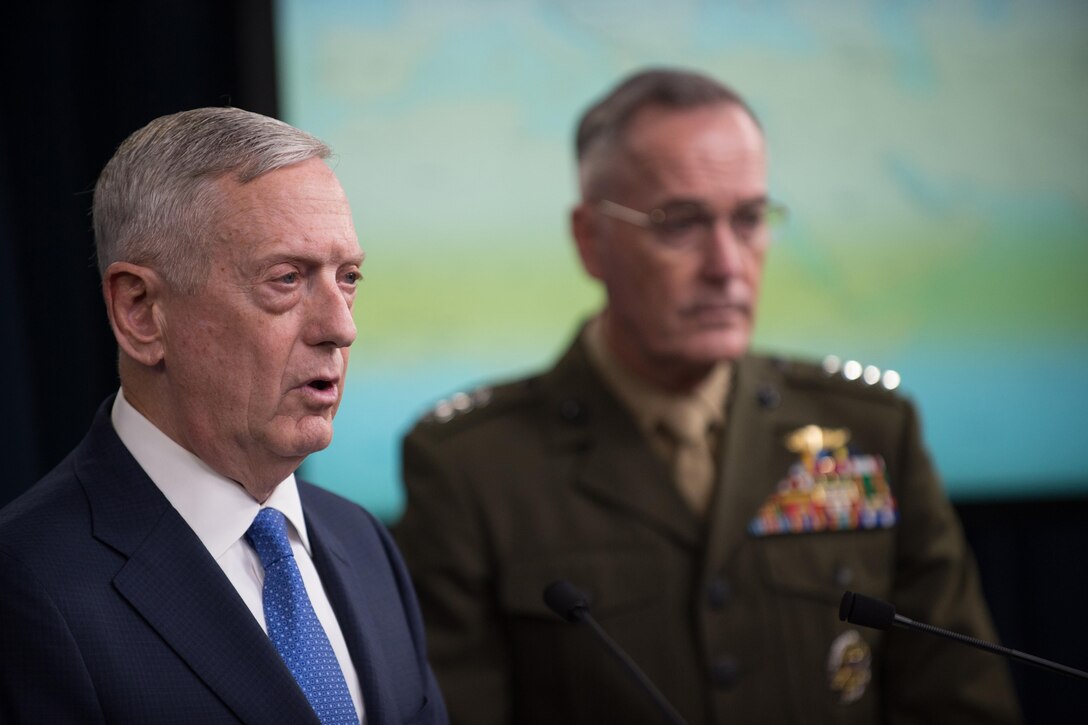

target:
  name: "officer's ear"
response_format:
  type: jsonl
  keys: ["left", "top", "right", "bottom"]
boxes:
{"left": 103, "top": 262, "right": 168, "bottom": 367}
{"left": 571, "top": 202, "right": 605, "bottom": 281}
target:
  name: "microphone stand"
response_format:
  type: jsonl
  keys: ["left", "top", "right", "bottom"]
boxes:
{"left": 892, "top": 611, "right": 1088, "bottom": 681}
{"left": 840, "top": 590, "right": 1088, "bottom": 682}
{"left": 574, "top": 609, "right": 689, "bottom": 725}
{"left": 545, "top": 580, "right": 689, "bottom": 725}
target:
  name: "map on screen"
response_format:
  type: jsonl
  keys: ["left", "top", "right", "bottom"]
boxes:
{"left": 277, "top": 0, "right": 1088, "bottom": 520}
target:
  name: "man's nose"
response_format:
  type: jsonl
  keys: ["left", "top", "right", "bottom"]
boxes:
{"left": 307, "top": 276, "right": 357, "bottom": 348}
{"left": 701, "top": 218, "right": 747, "bottom": 278}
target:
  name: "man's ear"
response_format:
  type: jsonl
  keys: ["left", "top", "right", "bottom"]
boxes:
{"left": 103, "top": 262, "right": 168, "bottom": 367}
{"left": 571, "top": 202, "right": 605, "bottom": 281}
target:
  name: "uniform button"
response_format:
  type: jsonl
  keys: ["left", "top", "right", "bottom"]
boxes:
{"left": 706, "top": 577, "right": 731, "bottom": 609}
{"left": 756, "top": 384, "right": 781, "bottom": 409}
{"left": 559, "top": 399, "right": 585, "bottom": 422}
{"left": 710, "top": 656, "right": 740, "bottom": 689}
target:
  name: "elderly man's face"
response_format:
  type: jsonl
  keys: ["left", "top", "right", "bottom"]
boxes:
{"left": 160, "top": 157, "right": 362, "bottom": 486}
{"left": 577, "top": 103, "right": 769, "bottom": 387}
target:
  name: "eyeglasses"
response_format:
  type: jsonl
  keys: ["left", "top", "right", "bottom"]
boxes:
{"left": 597, "top": 198, "right": 787, "bottom": 251}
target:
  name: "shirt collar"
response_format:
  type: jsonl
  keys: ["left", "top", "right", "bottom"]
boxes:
{"left": 110, "top": 389, "right": 312, "bottom": 560}
{"left": 583, "top": 315, "right": 732, "bottom": 432}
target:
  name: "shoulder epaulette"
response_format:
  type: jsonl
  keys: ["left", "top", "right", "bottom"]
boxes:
{"left": 415, "top": 375, "right": 541, "bottom": 431}
{"left": 777, "top": 354, "right": 905, "bottom": 402}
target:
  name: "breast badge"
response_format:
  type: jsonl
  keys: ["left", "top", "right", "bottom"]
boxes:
{"left": 748, "top": 425, "right": 898, "bottom": 536}
{"left": 827, "top": 629, "right": 871, "bottom": 704}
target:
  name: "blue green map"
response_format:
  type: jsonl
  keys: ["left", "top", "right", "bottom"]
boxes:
{"left": 277, "top": 0, "right": 1088, "bottom": 520}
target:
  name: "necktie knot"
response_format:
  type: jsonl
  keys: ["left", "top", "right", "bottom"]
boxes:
{"left": 245, "top": 507, "right": 295, "bottom": 568}
{"left": 657, "top": 402, "right": 717, "bottom": 517}
{"left": 658, "top": 403, "right": 711, "bottom": 447}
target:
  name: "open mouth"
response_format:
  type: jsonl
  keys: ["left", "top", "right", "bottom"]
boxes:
{"left": 308, "top": 379, "right": 333, "bottom": 391}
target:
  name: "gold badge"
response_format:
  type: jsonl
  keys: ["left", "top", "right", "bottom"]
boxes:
{"left": 827, "top": 629, "right": 871, "bottom": 704}
{"left": 748, "top": 425, "right": 898, "bottom": 536}
{"left": 785, "top": 424, "right": 851, "bottom": 462}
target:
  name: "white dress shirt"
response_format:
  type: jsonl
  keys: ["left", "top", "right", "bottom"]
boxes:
{"left": 111, "top": 390, "right": 365, "bottom": 722}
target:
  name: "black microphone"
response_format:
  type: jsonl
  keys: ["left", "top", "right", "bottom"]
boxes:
{"left": 840, "top": 590, "right": 1088, "bottom": 681}
{"left": 543, "top": 580, "right": 689, "bottom": 725}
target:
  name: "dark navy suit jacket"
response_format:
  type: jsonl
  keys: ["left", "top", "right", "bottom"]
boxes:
{"left": 0, "top": 397, "right": 447, "bottom": 724}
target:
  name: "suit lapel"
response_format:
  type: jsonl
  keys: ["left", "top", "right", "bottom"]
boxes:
{"left": 112, "top": 514, "right": 319, "bottom": 725}
{"left": 705, "top": 356, "right": 786, "bottom": 572}
{"left": 575, "top": 430, "right": 701, "bottom": 549}
{"left": 304, "top": 505, "right": 397, "bottom": 725}
{"left": 544, "top": 334, "right": 701, "bottom": 550}
{"left": 76, "top": 402, "right": 319, "bottom": 725}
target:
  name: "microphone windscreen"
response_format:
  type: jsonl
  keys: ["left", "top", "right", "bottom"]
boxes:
{"left": 544, "top": 580, "right": 589, "bottom": 622}
{"left": 839, "top": 591, "right": 896, "bottom": 630}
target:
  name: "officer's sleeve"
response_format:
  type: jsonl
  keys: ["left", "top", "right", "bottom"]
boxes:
{"left": 883, "top": 400, "right": 1022, "bottom": 724}
{"left": 395, "top": 427, "right": 511, "bottom": 725}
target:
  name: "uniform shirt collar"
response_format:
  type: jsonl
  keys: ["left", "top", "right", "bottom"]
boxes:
{"left": 110, "top": 389, "right": 312, "bottom": 559}
{"left": 583, "top": 315, "right": 732, "bottom": 434}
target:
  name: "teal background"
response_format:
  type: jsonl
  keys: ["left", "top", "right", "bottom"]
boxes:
{"left": 276, "top": 0, "right": 1088, "bottom": 521}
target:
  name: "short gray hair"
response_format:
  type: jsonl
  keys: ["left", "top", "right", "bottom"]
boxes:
{"left": 93, "top": 107, "right": 331, "bottom": 291}
{"left": 575, "top": 68, "right": 760, "bottom": 199}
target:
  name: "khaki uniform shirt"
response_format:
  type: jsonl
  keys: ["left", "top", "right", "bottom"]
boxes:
{"left": 584, "top": 316, "right": 730, "bottom": 516}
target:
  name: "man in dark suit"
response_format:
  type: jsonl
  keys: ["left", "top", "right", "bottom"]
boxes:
{"left": 395, "top": 69, "right": 1021, "bottom": 723}
{"left": 0, "top": 108, "right": 446, "bottom": 724}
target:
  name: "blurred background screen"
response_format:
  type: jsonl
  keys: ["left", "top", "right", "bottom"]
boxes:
{"left": 276, "top": 0, "right": 1088, "bottom": 521}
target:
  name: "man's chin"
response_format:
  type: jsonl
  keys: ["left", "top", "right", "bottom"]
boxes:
{"left": 278, "top": 418, "right": 335, "bottom": 458}
{"left": 682, "top": 329, "right": 751, "bottom": 364}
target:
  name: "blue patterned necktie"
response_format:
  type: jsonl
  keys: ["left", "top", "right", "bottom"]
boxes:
{"left": 245, "top": 507, "right": 360, "bottom": 725}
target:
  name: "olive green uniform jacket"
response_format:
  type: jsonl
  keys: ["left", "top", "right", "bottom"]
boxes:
{"left": 396, "top": 334, "right": 1020, "bottom": 725}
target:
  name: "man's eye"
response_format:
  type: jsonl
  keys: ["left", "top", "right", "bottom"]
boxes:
{"left": 277, "top": 272, "right": 300, "bottom": 284}
{"left": 732, "top": 208, "right": 764, "bottom": 233}
{"left": 659, "top": 212, "right": 710, "bottom": 234}
{"left": 344, "top": 271, "right": 362, "bottom": 285}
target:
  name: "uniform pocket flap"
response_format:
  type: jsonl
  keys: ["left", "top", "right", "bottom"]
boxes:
{"left": 758, "top": 529, "right": 894, "bottom": 602}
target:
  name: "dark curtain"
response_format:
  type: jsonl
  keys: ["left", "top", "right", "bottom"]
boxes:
{"left": 0, "top": 2, "right": 1084, "bottom": 721}
{"left": 0, "top": 0, "right": 278, "bottom": 503}
{"left": 959, "top": 498, "right": 1088, "bottom": 722}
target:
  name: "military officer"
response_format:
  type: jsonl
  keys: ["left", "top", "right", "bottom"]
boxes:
{"left": 395, "top": 67, "right": 1021, "bottom": 724}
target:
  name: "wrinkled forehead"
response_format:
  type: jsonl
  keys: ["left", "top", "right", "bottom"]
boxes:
{"left": 207, "top": 160, "right": 359, "bottom": 257}
{"left": 211, "top": 160, "right": 352, "bottom": 227}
